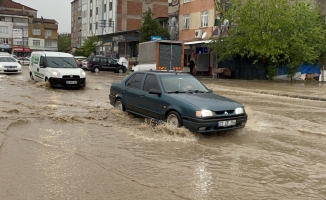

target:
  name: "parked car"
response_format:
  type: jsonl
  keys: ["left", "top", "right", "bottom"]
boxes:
{"left": 81, "top": 59, "right": 88, "bottom": 69}
{"left": 0, "top": 55, "right": 22, "bottom": 74}
{"left": 109, "top": 71, "right": 248, "bottom": 133}
{"left": 17, "top": 57, "right": 30, "bottom": 65}
{"left": 75, "top": 59, "right": 83, "bottom": 68}
{"left": 87, "top": 55, "right": 127, "bottom": 73}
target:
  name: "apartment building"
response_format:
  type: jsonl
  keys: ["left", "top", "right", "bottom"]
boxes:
{"left": 177, "top": 0, "right": 216, "bottom": 74}
{"left": 29, "top": 17, "right": 58, "bottom": 52}
{"left": 71, "top": 0, "right": 82, "bottom": 49}
{"left": 0, "top": 0, "right": 59, "bottom": 56}
{"left": 72, "top": 0, "right": 168, "bottom": 57}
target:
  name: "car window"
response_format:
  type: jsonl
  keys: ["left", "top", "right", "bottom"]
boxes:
{"left": 100, "top": 58, "right": 107, "bottom": 65}
{"left": 44, "top": 57, "right": 78, "bottom": 68}
{"left": 127, "top": 73, "right": 144, "bottom": 89}
{"left": 108, "top": 58, "right": 116, "bottom": 65}
{"left": 125, "top": 74, "right": 135, "bottom": 87}
{"left": 143, "top": 74, "right": 160, "bottom": 91}
{"left": 0, "top": 57, "right": 16, "bottom": 62}
{"left": 160, "top": 75, "right": 209, "bottom": 92}
{"left": 92, "top": 57, "right": 100, "bottom": 62}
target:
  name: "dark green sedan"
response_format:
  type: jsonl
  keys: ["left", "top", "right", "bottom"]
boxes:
{"left": 109, "top": 71, "right": 248, "bottom": 133}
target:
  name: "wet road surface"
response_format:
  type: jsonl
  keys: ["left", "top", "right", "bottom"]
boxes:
{"left": 0, "top": 66, "right": 326, "bottom": 200}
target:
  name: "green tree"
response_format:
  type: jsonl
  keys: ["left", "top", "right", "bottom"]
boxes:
{"left": 82, "top": 34, "right": 98, "bottom": 56}
{"left": 58, "top": 33, "right": 71, "bottom": 52}
{"left": 209, "top": 0, "right": 326, "bottom": 79}
{"left": 139, "top": 8, "right": 170, "bottom": 42}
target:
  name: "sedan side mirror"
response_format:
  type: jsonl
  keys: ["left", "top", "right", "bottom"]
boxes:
{"left": 148, "top": 89, "right": 162, "bottom": 95}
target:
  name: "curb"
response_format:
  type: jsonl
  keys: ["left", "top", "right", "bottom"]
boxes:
{"left": 257, "top": 91, "right": 326, "bottom": 102}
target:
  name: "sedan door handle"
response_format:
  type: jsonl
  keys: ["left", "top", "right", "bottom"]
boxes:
{"left": 140, "top": 94, "right": 145, "bottom": 98}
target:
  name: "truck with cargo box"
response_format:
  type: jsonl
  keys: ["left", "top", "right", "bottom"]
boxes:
{"left": 132, "top": 40, "right": 184, "bottom": 72}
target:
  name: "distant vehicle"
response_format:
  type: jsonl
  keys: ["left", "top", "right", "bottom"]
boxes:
{"left": 0, "top": 55, "right": 22, "bottom": 74}
{"left": 74, "top": 56, "right": 87, "bottom": 60}
{"left": 81, "top": 59, "right": 88, "bottom": 69}
{"left": 109, "top": 71, "right": 248, "bottom": 133}
{"left": 17, "top": 57, "right": 30, "bottom": 65}
{"left": 87, "top": 55, "right": 127, "bottom": 73}
{"left": 29, "top": 51, "right": 86, "bottom": 88}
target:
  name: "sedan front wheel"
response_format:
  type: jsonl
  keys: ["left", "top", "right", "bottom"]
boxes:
{"left": 115, "top": 99, "right": 125, "bottom": 111}
{"left": 166, "top": 111, "right": 182, "bottom": 127}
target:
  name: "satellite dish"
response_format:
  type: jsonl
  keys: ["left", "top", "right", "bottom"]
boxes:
{"left": 202, "top": 32, "right": 207, "bottom": 39}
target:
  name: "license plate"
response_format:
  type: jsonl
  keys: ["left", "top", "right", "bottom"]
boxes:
{"left": 6, "top": 68, "right": 14, "bottom": 70}
{"left": 218, "top": 120, "right": 236, "bottom": 127}
{"left": 66, "top": 81, "right": 77, "bottom": 84}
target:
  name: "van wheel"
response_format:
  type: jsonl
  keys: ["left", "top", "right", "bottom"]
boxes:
{"left": 30, "top": 72, "right": 34, "bottom": 80}
{"left": 94, "top": 67, "right": 100, "bottom": 73}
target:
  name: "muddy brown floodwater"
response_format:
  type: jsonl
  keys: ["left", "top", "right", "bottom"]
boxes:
{"left": 0, "top": 66, "right": 326, "bottom": 200}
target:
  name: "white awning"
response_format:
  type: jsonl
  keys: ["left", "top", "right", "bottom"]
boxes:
{"left": 184, "top": 40, "right": 212, "bottom": 45}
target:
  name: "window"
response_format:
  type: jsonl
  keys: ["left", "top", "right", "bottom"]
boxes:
{"left": 126, "top": 73, "right": 145, "bottom": 89}
{"left": 45, "top": 41, "right": 52, "bottom": 47}
{"left": 90, "top": 0, "right": 92, "bottom": 3}
{"left": 83, "top": 10, "right": 87, "bottom": 18}
{"left": 90, "top": 9, "right": 92, "bottom": 17}
{"left": 143, "top": 74, "right": 160, "bottom": 91}
{"left": 0, "top": 26, "right": 8, "bottom": 34}
{"left": 100, "top": 58, "right": 107, "bottom": 65}
{"left": 45, "top": 30, "right": 52, "bottom": 37}
{"left": 0, "top": 38, "right": 9, "bottom": 44}
{"left": 183, "top": 15, "right": 189, "bottom": 29}
{"left": 201, "top": 11, "right": 208, "bottom": 27}
{"left": 13, "top": 38, "right": 28, "bottom": 46}
{"left": 89, "top": 23, "right": 92, "bottom": 30}
{"left": 95, "top": 22, "right": 98, "bottom": 30}
{"left": 33, "top": 29, "right": 41, "bottom": 35}
{"left": 109, "top": 2, "right": 112, "bottom": 10}
{"left": 184, "top": 0, "right": 190, "bottom": 2}
{"left": 104, "top": 4, "right": 106, "bottom": 12}
{"left": 33, "top": 40, "right": 40, "bottom": 46}
{"left": 96, "top": 7, "right": 98, "bottom": 15}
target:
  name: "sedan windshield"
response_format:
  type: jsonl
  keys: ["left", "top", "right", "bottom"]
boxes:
{"left": 160, "top": 75, "right": 209, "bottom": 93}
{"left": 45, "top": 57, "right": 78, "bottom": 68}
{"left": 0, "top": 57, "right": 17, "bottom": 62}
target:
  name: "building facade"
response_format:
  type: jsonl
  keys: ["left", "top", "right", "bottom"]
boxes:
{"left": 177, "top": 0, "right": 216, "bottom": 75}
{"left": 28, "top": 18, "right": 58, "bottom": 53}
{"left": 0, "top": 0, "right": 59, "bottom": 56}
{"left": 71, "top": 0, "right": 82, "bottom": 49}
{"left": 71, "top": 0, "right": 168, "bottom": 58}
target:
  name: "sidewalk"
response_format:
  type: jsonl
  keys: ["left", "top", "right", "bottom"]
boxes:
{"left": 197, "top": 77, "right": 326, "bottom": 101}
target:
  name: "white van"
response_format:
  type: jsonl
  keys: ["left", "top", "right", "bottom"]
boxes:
{"left": 29, "top": 51, "right": 86, "bottom": 88}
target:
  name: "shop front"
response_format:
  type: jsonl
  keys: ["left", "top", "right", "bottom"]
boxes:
{"left": 100, "top": 30, "right": 139, "bottom": 60}
{"left": 13, "top": 47, "right": 31, "bottom": 57}
{"left": 184, "top": 40, "right": 213, "bottom": 75}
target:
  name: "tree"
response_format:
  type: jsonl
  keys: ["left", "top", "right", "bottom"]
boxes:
{"left": 209, "top": 0, "right": 326, "bottom": 79}
{"left": 58, "top": 33, "right": 71, "bottom": 52}
{"left": 81, "top": 34, "right": 98, "bottom": 56}
{"left": 139, "top": 8, "right": 170, "bottom": 43}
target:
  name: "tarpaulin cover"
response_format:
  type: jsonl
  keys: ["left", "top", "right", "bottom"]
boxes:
{"left": 277, "top": 64, "right": 321, "bottom": 75}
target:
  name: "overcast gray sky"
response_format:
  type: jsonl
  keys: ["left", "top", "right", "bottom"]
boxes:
{"left": 17, "top": 0, "right": 71, "bottom": 33}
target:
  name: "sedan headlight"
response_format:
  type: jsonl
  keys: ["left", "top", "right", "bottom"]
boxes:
{"left": 52, "top": 70, "right": 60, "bottom": 77}
{"left": 235, "top": 107, "right": 245, "bottom": 114}
{"left": 196, "top": 110, "right": 214, "bottom": 117}
{"left": 80, "top": 70, "right": 86, "bottom": 78}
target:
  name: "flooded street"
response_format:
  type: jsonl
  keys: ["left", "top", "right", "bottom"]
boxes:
{"left": 1, "top": 66, "right": 326, "bottom": 200}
